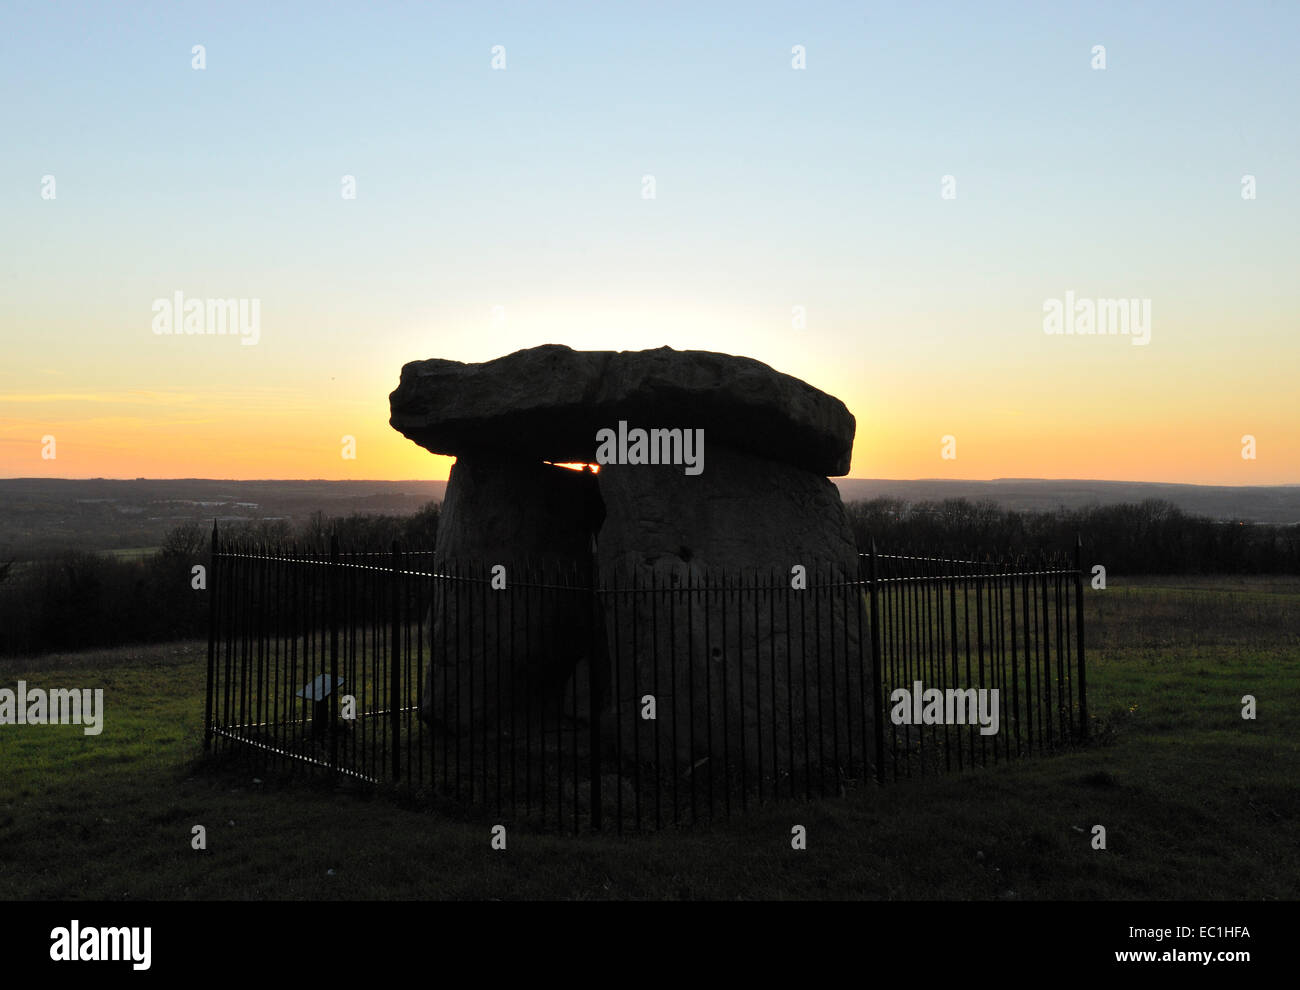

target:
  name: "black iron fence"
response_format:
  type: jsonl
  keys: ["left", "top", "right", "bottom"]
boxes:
{"left": 869, "top": 546, "right": 1087, "bottom": 782}
{"left": 205, "top": 526, "right": 1086, "bottom": 831}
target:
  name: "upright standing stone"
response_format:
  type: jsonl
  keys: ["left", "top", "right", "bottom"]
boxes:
{"left": 421, "top": 454, "right": 604, "bottom": 733}
{"left": 596, "top": 445, "right": 866, "bottom": 772}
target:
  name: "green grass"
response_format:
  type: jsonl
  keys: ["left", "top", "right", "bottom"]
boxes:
{"left": 102, "top": 546, "right": 161, "bottom": 562}
{"left": 0, "top": 576, "right": 1296, "bottom": 900}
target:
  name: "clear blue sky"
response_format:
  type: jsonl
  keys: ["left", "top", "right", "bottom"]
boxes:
{"left": 2, "top": 1, "right": 1297, "bottom": 482}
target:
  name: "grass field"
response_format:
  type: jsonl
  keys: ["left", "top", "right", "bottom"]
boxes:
{"left": 0, "top": 576, "right": 1296, "bottom": 900}
{"left": 102, "top": 547, "right": 162, "bottom": 563}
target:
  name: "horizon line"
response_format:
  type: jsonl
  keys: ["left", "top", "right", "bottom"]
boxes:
{"left": 3, "top": 476, "right": 1300, "bottom": 490}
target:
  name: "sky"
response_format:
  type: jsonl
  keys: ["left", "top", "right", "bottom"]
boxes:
{"left": 2, "top": 1, "right": 1297, "bottom": 484}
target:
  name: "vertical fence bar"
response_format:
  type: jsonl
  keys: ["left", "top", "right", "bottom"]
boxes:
{"left": 998, "top": 558, "right": 1008, "bottom": 763}
{"left": 896, "top": 558, "right": 909, "bottom": 777}
{"left": 254, "top": 545, "right": 265, "bottom": 735}
{"left": 1040, "top": 568, "right": 1052, "bottom": 749}
{"left": 799, "top": 562, "right": 810, "bottom": 798}
{"left": 867, "top": 543, "right": 884, "bottom": 784}
{"left": 272, "top": 543, "right": 282, "bottom": 770}
{"left": 753, "top": 567, "right": 763, "bottom": 806}
{"left": 1023, "top": 560, "right": 1034, "bottom": 755}
{"left": 493, "top": 559, "right": 501, "bottom": 820}
{"left": 721, "top": 570, "right": 732, "bottom": 816}
{"left": 783, "top": 569, "right": 793, "bottom": 800}
{"left": 976, "top": 557, "right": 988, "bottom": 767}
{"left": 391, "top": 542, "right": 402, "bottom": 782}
{"left": 764, "top": 566, "right": 774, "bottom": 800}
{"left": 505, "top": 561, "right": 515, "bottom": 821}
{"left": 545, "top": 563, "right": 558, "bottom": 829}
{"left": 237, "top": 544, "right": 248, "bottom": 742}
{"left": 814, "top": 562, "right": 825, "bottom": 797}
{"left": 735, "top": 571, "right": 746, "bottom": 815}
{"left": 837, "top": 563, "right": 851, "bottom": 785}
{"left": 1009, "top": 557, "right": 1020, "bottom": 757}
{"left": 521, "top": 564, "right": 530, "bottom": 820}
{"left": 589, "top": 546, "right": 603, "bottom": 833}
{"left": 651, "top": 566, "right": 661, "bottom": 830}
{"left": 687, "top": 568, "right": 696, "bottom": 825}
{"left": 1075, "top": 535, "right": 1088, "bottom": 741}
{"left": 630, "top": 568, "right": 640, "bottom": 831}
{"left": 920, "top": 557, "right": 932, "bottom": 771}
{"left": 908, "top": 556, "right": 921, "bottom": 773}
{"left": 1054, "top": 561, "right": 1066, "bottom": 742}
{"left": 405, "top": 555, "right": 413, "bottom": 786}
{"left": 932, "top": 555, "right": 949, "bottom": 774}
{"left": 373, "top": 550, "right": 382, "bottom": 781}
{"left": 826, "top": 562, "right": 839, "bottom": 788}
{"left": 205, "top": 521, "right": 218, "bottom": 751}
{"left": 568, "top": 563, "right": 579, "bottom": 834}
{"left": 367, "top": 550, "right": 377, "bottom": 781}
{"left": 329, "top": 533, "right": 340, "bottom": 775}
{"left": 609, "top": 569, "right": 622, "bottom": 832}
{"left": 885, "top": 558, "right": 897, "bottom": 780}
{"left": 422, "top": 562, "right": 430, "bottom": 787}
{"left": 999, "top": 559, "right": 1010, "bottom": 763}
{"left": 1061, "top": 557, "right": 1074, "bottom": 739}
{"left": 304, "top": 544, "right": 314, "bottom": 760}
{"left": 703, "top": 569, "right": 714, "bottom": 818}
{"left": 669, "top": 571, "right": 680, "bottom": 824}
{"left": 487, "top": 562, "right": 495, "bottom": 822}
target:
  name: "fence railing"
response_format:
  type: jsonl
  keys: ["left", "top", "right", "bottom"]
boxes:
{"left": 868, "top": 545, "right": 1088, "bottom": 783}
{"left": 205, "top": 526, "right": 1086, "bottom": 831}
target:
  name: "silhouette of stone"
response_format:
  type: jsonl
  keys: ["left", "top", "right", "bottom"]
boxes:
{"left": 390, "top": 343, "right": 855, "bottom": 476}
{"left": 595, "top": 446, "right": 865, "bottom": 770}
{"left": 395, "top": 345, "right": 869, "bottom": 780}
{"left": 420, "top": 455, "right": 604, "bottom": 733}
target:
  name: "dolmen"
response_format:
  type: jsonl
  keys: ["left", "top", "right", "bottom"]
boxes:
{"left": 389, "top": 344, "right": 867, "bottom": 773}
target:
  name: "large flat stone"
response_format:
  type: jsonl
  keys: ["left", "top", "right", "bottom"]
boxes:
{"left": 390, "top": 344, "right": 855, "bottom": 476}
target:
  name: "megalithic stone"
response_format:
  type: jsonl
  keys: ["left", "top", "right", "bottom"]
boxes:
{"left": 392, "top": 344, "right": 866, "bottom": 776}
{"left": 389, "top": 344, "right": 855, "bottom": 476}
{"left": 420, "top": 454, "right": 604, "bottom": 733}
{"left": 595, "top": 446, "right": 867, "bottom": 770}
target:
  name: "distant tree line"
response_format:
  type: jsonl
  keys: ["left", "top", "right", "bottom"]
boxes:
{"left": 212, "top": 502, "right": 441, "bottom": 552}
{"left": 847, "top": 497, "right": 1300, "bottom": 574}
{"left": 0, "top": 505, "right": 439, "bottom": 657}
{"left": 2, "top": 497, "right": 1296, "bottom": 657}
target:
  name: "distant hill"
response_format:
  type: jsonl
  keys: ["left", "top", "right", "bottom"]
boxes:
{"left": 0, "top": 479, "right": 447, "bottom": 558}
{"left": 832, "top": 479, "right": 1300, "bottom": 525}
{"left": 2, "top": 477, "right": 1297, "bottom": 559}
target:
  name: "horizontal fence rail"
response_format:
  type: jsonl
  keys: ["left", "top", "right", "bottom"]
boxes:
{"left": 205, "top": 526, "right": 1086, "bottom": 832}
